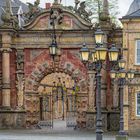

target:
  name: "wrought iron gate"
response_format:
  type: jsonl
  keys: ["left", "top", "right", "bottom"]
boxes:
{"left": 39, "top": 93, "right": 53, "bottom": 128}
{"left": 66, "top": 91, "right": 77, "bottom": 128}
{"left": 39, "top": 82, "right": 78, "bottom": 129}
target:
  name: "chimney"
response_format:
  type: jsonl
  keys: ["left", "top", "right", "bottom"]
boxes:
{"left": 46, "top": 3, "right": 51, "bottom": 9}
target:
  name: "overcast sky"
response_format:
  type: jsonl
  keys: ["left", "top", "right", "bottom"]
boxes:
{"left": 21, "top": 0, "right": 134, "bottom": 18}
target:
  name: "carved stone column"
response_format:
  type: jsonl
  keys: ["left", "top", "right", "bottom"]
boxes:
{"left": 112, "top": 79, "right": 119, "bottom": 109}
{"left": 16, "top": 49, "right": 24, "bottom": 109}
{"left": 0, "top": 32, "right": 13, "bottom": 109}
{"left": 87, "top": 70, "right": 96, "bottom": 111}
{"left": 123, "top": 85, "right": 129, "bottom": 131}
{"left": 1, "top": 48, "right": 12, "bottom": 108}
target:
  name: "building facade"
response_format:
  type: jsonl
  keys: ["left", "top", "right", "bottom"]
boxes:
{"left": 0, "top": 0, "right": 139, "bottom": 135}
{"left": 121, "top": 0, "right": 140, "bottom": 135}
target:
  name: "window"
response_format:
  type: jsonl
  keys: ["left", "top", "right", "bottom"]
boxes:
{"left": 136, "top": 40, "right": 140, "bottom": 65}
{"left": 136, "top": 93, "right": 140, "bottom": 116}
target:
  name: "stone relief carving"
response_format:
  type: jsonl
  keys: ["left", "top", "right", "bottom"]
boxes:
{"left": 49, "top": 6, "right": 63, "bottom": 28}
{"left": 16, "top": 73, "right": 24, "bottom": 109}
{"left": 77, "top": 96, "right": 88, "bottom": 129}
{"left": 16, "top": 49, "right": 25, "bottom": 109}
{"left": 16, "top": 50, "right": 24, "bottom": 70}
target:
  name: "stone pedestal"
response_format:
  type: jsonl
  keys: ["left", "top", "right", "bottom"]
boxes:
{"left": 0, "top": 110, "right": 26, "bottom": 128}
{"left": 116, "top": 135, "right": 128, "bottom": 140}
{"left": 86, "top": 111, "right": 108, "bottom": 131}
{"left": 86, "top": 111, "right": 120, "bottom": 131}
{"left": 87, "top": 71, "right": 96, "bottom": 111}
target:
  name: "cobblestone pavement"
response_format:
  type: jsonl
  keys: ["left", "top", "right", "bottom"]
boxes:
{"left": 0, "top": 120, "right": 139, "bottom": 140}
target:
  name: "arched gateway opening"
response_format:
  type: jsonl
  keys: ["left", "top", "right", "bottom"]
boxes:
{"left": 24, "top": 49, "right": 88, "bottom": 129}
{"left": 38, "top": 72, "right": 77, "bottom": 128}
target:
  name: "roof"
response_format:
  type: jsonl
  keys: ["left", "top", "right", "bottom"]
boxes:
{"left": 123, "top": 0, "right": 140, "bottom": 19}
{"left": 123, "top": 9, "right": 140, "bottom": 19}
{"left": 0, "top": 0, "right": 28, "bottom": 24}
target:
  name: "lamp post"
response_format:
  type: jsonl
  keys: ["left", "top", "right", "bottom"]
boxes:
{"left": 80, "top": 28, "right": 119, "bottom": 140}
{"left": 111, "top": 63, "right": 135, "bottom": 140}
{"left": 49, "top": 7, "right": 63, "bottom": 58}
{"left": 49, "top": 13, "right": 57, "bottom": 58}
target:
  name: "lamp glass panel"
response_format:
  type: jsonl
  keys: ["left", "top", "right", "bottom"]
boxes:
{"left": 96, "top": 49, "right": 107, "bottom": 61}
{"left": 50, "top": 46, "right": 56, "bottom": 55}
{"left": 95, "top": 34, "right": 103, "bottom": 44}
{"left": 99, "top": 50, "right": 107, "bottom": 61}
{"left": 119, "top": 61, "right": 125, "bottom": 69}
{"left": 127, "top": 72, "right": 134, "bottom": 79}
{"left": 120, "top": 72, "right": 126, "bottom": 78}
{"left": 92, "top": 51, "right": 96, "bottom": 62}
{"left": 81, "top": 51, "right": 89, "bottom": 61}
{"left": 109, "top": 51, "right": 119, "bottom": 61}
{"left": 110, "top": 71, "right": 116, "bottom": 79}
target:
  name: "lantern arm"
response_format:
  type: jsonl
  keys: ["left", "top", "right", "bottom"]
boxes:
{"left": 99, "top": 61, "right": 119, "bottom": 71}
{"left": 111, "top": 70, "right": 135, "bottom": 85}
{"left": 118, "top": 78, "right": 127, "bottom": 86}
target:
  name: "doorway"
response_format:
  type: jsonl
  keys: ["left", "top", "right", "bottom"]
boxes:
{"left": 38, "top": 72, "right": 78, "bottom": 129}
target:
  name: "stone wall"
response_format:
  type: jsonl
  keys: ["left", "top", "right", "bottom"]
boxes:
{"left": 128, "top": 83, "right": 140, "bottom": 135}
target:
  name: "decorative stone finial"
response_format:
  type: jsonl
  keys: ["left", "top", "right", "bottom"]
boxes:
{"left": 99, "top": 0, "right": 111, "bottom": 29}
{"left": 103, "top": 0, "right": 109, "bottom": 16}
{"left": 53, "top": 0, "right": 59, "bottom": 4}
{"left": 100, "top": 0, "right": 110, "bottom": 21}
{"left": 1, "top": 0, "right": 13, "bottom": 27}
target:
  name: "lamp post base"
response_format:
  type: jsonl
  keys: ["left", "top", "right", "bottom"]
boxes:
{"left": 116, "top": 135, "right": 128, "bottom": 140}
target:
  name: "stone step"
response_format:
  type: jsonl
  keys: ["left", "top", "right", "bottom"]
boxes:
{"left": 36, "top": 121, "right": 53, "bottom": 129}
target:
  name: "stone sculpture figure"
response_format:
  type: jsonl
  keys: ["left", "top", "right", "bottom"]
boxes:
{"left": 76, "top": 1, "right": 91, "bottom": 22}
{"left": 26, "top": 0, "right": 41, "bottom": 21}
{"left": 16, "top": 50, "right": 24, "bottom": 70}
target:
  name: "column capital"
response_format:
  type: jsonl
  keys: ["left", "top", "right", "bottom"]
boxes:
{"left": 88, "top": 70, "right": 96, "bottom": 75}
{"left": 0, "top": 48, "right": 12, "bottom": 53}
{"left": 2, "top": 83, "right": 10, "bottom": 89}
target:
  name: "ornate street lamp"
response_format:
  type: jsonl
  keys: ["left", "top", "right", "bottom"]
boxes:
{"left": 127, "top": 69, "right": 135, "bottom": 79}
{"left": 110, "top": 70, "right": 117, "bottom": 79}
{"left": 80, "top": 27, "right": 120, "bottom": 140}
{"left": 49, "top": 40, "right": 57, "bottom": 56}
{"left": 118, "top": 58, "right": 126, "bottom": 69}
{"left": 110, "top": 66, "right": 135, "bottom": 140}
{"left": 49, "top": 6, "right": 63, "bottom": 58}
{"left": 95, "top": 47, "right": 108, "bottom": 61}
{"left": 118, "top": 69, "right": 127, "bottom": 79}
{"left": 95, "top": 28, "right": 104, "bottom": 45}
{"left": 108, "top": 44, "right": 119, "bottom": 61}
{"left": 80, "top": 43, "right": 89, "bottom": 62}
